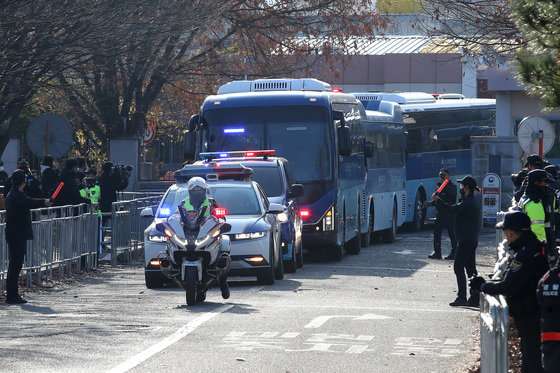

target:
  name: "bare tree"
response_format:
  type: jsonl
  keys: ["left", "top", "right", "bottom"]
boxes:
{"left": 0, "top": 0, "right": 117, "bottom": 157}
{"left": 55, "top": 0, "right": 379, "bottom": 154}
{"left": 416, "top": 0, "right": 522, "bottom": 64}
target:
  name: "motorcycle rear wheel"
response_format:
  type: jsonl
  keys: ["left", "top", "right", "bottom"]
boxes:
{"left": 185, "top": 267, "right": 198, "bottom": 306}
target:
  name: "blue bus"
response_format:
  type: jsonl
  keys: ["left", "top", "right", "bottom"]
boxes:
{"left": 354, "top": 92, "right": 495, "bottom": 230}
{"left": 362, "top": 102, "right": 407, "bottom": 244}
{"left": 184, "top": 78, "right": 398, "bottom": 260}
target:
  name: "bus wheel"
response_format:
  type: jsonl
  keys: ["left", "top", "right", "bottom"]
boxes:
{"left": 411, "top": 191, "right": 425, "bottom": 232}
{"left": 330, "top": 244, "right": 344, "bottom": 261}
{"left": 345, "top": 233, "right": 361, "bottom": 255}
{"left": 382, "top": 203, "right": 397, "bottom": 243}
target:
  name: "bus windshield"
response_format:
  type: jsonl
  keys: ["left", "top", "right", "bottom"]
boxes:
{"left": 204, "top": 106, "right": 333, "bottom": 183}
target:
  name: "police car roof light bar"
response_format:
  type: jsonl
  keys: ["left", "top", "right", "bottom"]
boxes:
{"left": 175, "top": 163, "right": 253, "bottom": 182}
{"left": 200, "top": 150, "right": 275, "bottom": 161}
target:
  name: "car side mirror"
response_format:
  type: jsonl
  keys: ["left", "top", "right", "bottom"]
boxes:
{"left": 221, "top": 223, "right": 231, "bottom": 234}
{"left": 267, "top": 203, "right": 285, "bottom": 214}
{"left": 288, "top": 184, "right": 304, "bottom": 199}
{"left": 141, "top": 207, "right": 154, "bottom": 218}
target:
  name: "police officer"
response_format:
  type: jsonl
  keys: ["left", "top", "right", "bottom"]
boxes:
{"left": 515, "top": 154, "right": 545, "bottom": 202}
{"left": 432, "top": 175, "right": 480, "bottom": 307}
{"left": 544, "top": 165, "right": 560, "bottom": 251}
{"left": 538, "top": 255, "right": 560, "bottom": 372}
{"left": 428, "top": 168, "right": 457, "bottom": 260}
{"left": 470, "top": 210, "right": 549, "bottom": 373}
{"left": 178, "top": 177, "right": 229, "bottom": 299}
{"left": 81, "top": 168, "right": 100, "bottom": 213}
{"left": 5, "top": 170, "right": 52, "bottom": 304}
{"left": 519, "top": 169, "right": 555, "bottom": 257}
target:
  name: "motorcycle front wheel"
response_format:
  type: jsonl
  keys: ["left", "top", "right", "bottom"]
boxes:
{"left": 185, "top": 266, "right": 198, "bottom": 306}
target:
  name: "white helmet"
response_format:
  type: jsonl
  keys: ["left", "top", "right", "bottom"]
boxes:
{"left": 187, "top": 176, "right": 207, "bottom": 191}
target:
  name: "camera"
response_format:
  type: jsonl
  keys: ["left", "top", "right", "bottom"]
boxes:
{"left": 111, "top": 163, "right": 133, "bottom": 178}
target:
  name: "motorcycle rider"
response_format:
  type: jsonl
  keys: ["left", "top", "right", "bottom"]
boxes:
{"left": 178, "top": 177, "right": 229, "bottom": 299}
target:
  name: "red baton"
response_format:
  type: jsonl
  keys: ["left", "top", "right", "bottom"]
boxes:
{"left": 51, "top": 182, "right": 65, "bottom": 200}
{"left": 435, "top": 178, "right": 449, "bottom": 194}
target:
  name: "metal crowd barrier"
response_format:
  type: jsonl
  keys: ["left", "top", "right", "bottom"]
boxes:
{"left": 480, "top": 293, "right": 509, "bottom": 373}
{"left": 1, "top": 194, "right": 163, "bottom": 294}
{"left": 104, "top": 196, "right": 162, "bottom": 266}
{"left": 0, "top": 204, "right": 98, "bottom": 292}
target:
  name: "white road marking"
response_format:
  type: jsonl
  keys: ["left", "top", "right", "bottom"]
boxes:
{"left": 107, "top": 304, "right": 233, "bottom": 373}
{"left": 306, "top": 264, "right": 451, "bottom": 273}
{"left": 305, "top": 314, "right": 391, "bottom": 328}
{"left": 393, "top": 249, "right": 414, "bottom": 255}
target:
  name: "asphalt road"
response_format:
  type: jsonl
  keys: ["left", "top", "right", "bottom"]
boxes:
{"left": 1, "top": 228, "right": 498, "bottom": 373}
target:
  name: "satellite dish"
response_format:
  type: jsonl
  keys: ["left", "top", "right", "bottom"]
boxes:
{"left": 26, "top": 114, "right": 73, "bottom": 159}
{"left": 517, "top": 116, "right": 555, "bottom": 156}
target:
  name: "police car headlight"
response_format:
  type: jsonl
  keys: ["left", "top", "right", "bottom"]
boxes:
{"left": 148, "top": 235, "right": 167, "bottom": 243}
{"left": 235, "top": 232, "right": 266, "bottom": 240}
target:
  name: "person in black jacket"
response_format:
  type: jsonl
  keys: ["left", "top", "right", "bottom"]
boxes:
{"left": 3, "top": 159, "right": 42, "bottom": 198}
{"left": 432, "top": 175, "right": 480, "bottom": 307}
{"left": 53, "top": 159, "right": 90, "bottom": 207}
{"left": 5, "top": 169, "right": 51, "bottom": 304}
{"left": 98, "top": 162, "right": 128, "bottom": 214}
{"left": 427, "top": 168, "right": 458, "bottom": 260}
{"left": 471, "top": 210, "right": 549, "bottom": 373}
{"left": 40, "top": 154, "right": 59, "bottom": 199}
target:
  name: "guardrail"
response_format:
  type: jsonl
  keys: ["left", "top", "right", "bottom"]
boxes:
{"left": 480, "top": 293, "right": 509, "bottom": 373}
{"left": 104, "top": 196, "right": 162, "bottom": 266}
{"left": 0, "top": 204, "right": 98, "bottom": 292}
{"left": 1, "top": 195, "right": 163, "bottom": 295}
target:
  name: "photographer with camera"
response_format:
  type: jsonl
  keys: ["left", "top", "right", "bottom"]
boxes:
{"left": 98, "top": 161, "right": 130, "bottom": 214}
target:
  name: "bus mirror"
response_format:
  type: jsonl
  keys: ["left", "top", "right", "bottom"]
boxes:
{"left": 364, "top": 141, "right": 374, "bottom": 158}
{"left": 333, "top": 110, "right": 345, "bottom": 126}
{"left": 184, "top": 130, "right": 196, "bottom": 160}
{"left": 338, "top": 126, "right": 352, "bottom": 156}
{"left": 288, "top": 184, "right": 304, "bottom": 198}
{"left": 188, "top": 114, "right": 200, "bottom": 131}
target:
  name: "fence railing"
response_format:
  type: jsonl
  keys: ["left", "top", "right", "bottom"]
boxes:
{"left": 1, "top": 194, "right": 162, "bottom": 294}
{"left": 480, "top": 293, "right": 509, "bottom": 373}
{"left": 106, "top": 196, "right": 162, "bottom": 266}
{"left": 0, "top": 204, "right": 98, "bottom": 292}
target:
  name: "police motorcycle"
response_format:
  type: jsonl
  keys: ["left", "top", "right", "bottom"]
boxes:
{"left": 155, "top": 178, "right": 232, "bottom": 306}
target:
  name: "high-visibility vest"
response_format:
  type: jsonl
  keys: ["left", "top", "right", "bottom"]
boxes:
{"left": 521, "top": 198, "right": 547, "bottom": 241}
{"left": 182, "top": 197, "right": 211, "bottom": 218}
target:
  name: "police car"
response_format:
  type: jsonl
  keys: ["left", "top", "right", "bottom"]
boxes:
{"left": 141, "top": 163, "right": 286, "bottom": 288}
{"left": 197, "top": 150, "right": 304, "bottom": 273}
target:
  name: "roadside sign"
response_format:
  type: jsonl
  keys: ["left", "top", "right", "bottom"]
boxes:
{"left": 481, "top": 173, "right": 501, "bottom": 225}
{"left": 143, "top": 125, "right": 156, "bottom": 144}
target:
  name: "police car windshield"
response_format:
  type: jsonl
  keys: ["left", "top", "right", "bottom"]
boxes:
{"left": 209, "top": 186, "right": 261, "bottom": 215}
{"left": 248, "top": 166, "right": 282, "bottom": 197}
{"left": 204, "top": 106, "right": 333, "bottom": 183}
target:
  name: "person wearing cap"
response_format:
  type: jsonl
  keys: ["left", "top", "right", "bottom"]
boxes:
{"left": 470, "top": 210, "right": 548, "bottom": 373}
{"left": 5, "top": 169, "right": 52, "bottom": 304}
{"left": 81, "top": 168, "right": 100, "bottom": 213}
{"left": 427, "top": 168, "right": 457, "bottom": 260}
{"left": 518, "top": 169, "right": 556, "bottom": 257}
{"left": 432, "top": 175, "right": 480, "bottom": 307}
{"left": 515, "top": 154, "right": 546, "bottom": 203}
